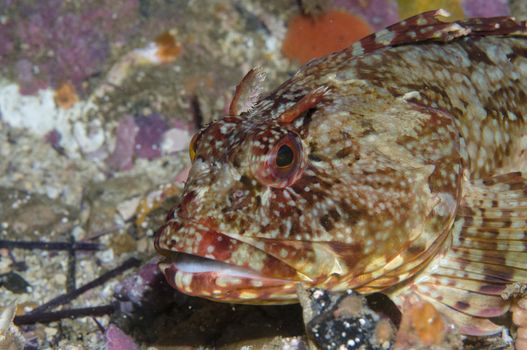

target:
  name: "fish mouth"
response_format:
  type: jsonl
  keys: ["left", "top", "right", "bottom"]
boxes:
{"left": 154, "top": 219, "right": 309, "bottom": 303}
{"left": 158, "top": 253, "right": 303, "bottom": 303}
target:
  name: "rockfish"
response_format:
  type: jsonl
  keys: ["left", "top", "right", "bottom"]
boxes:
{"left": 155, "top": 10, "right": 527, "bottom": 336}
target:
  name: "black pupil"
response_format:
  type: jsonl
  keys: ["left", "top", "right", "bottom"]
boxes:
{"left": 276, "top": 145, "right": 294, "bottom": 167}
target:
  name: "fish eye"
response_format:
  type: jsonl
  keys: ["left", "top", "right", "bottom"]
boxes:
{"left": 253, "top": 132, "right": 305, "bottom": 188}
{"left": 189, "top": 133, "right": 199, "bottom": 162}
{"left": 276, "top": 145, "right": 294, "bottom": 168}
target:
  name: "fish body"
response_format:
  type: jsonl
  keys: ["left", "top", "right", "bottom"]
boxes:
{"left": 155, "top": 11, "right": 527, "bottom": 335}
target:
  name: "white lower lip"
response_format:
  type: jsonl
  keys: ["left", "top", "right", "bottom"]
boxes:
{"left": 160, "top": 254, "right": 303, "bottom": 302}
{"left": 172, "top": 253, "right": 266, "bottom": 279}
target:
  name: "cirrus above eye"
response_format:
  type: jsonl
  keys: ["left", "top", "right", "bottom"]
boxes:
{"left": 253, "top": 132, "right": 306, "bottom": 188}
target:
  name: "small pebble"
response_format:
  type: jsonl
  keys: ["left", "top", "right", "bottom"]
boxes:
{"left": 116, "top": 197, "right": 141, "bottom": 222}
{"left": 44, "top": 326, "right": 58, "bottom": 337}
{"left": 54, "top": 273, "right": 66, "bottom": 285}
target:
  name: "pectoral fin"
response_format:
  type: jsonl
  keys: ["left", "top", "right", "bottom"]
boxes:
{"left": 398, "top": 172, "right": 527, "bottom": 336}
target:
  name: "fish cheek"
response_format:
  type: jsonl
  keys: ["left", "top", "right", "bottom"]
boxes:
{"left": 398, "top": 104, "right": 463, "bottom": 245}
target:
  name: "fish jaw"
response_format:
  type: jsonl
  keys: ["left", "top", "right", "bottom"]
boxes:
{"left": 154, "top": 218, "right": 309, "bottom": 303}
{"left": 158, "top": 255, "right": 301, "bottom": 303}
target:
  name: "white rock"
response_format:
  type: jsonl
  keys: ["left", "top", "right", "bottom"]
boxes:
{"left": 116, "top": 197, "right": 141, "bottom": 222}
{"left": 161, "top": 127, "right": 191, "bottom": 154}
{"left": 0, "top": 81, "right": 98, "bottom": 158}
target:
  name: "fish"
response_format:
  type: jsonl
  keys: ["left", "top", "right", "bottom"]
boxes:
{"left": 155, "top": 9, "right": 527, "bottom": 336}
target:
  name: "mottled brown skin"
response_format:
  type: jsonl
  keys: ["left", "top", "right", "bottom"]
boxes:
{"left": 155, "top": 11, "right": 527, "bottom": 338}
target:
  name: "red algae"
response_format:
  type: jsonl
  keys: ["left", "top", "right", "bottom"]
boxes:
{"left": 282, "top": 10, "right": 372, "bottom": 64}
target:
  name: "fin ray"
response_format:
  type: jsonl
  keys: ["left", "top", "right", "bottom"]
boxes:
{"left": 424, "top": 275, "right": 506, "bottom": 296}
{"left": 395, "top": 172, "right": 527, "bottom": 335}
{"left": 418, "top": 294, "right": 503, "bottom": 336}
{"left": 415, "top": 283, "right": 509, "bottom": 317}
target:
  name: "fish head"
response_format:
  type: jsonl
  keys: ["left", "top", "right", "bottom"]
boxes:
{"left": 155, "top": 82, "right": 463, "bottom": 303}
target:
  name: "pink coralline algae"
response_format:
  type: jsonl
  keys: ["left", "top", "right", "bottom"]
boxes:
{"left": 108, "top": 114, "right": 180, "bottom": 171}
{"left": 14, "top": 59, "right": 47, "bottom": 96}
{"left": 134, "top": 114, "right": 168, "bottom": 160}
{"left": 0, "top": 21, "right": 15, "bottom": 65}
{"left": 17, "top": 4, "right": 108, "bottom": 94}
{"left": 1, "top": 0, "right": 140, "bottom": 95}
{"left": 105, "top": 324, "right": 139, "bottom": 350}
{"left": 114, "top": 259, "right": 161, "bottom": 305}
{"left": 461, "top": 0, "right": 509, "bottom": 17}
{"left": 107, "top": 116, "right": 139, "bottom": 171}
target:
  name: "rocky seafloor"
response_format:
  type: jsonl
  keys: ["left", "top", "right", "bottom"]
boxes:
{"left": 0, "top": 0, "right": 524, "bottom": 349}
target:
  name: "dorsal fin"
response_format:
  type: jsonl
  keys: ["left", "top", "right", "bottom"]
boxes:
{"left": 345, "top": 9, "right": 527, "bottom": 58}
{"left": 229, "top": 67, "right": 266, "bottom": 116}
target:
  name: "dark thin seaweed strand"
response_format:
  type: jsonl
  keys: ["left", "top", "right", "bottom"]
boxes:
{"left": 28, "top": 257, "right": 141, "bottom": 314}
{"left": 14, "top": 305, "right": 115, "bottom": 325}
{"left": 67, "top": 235, "right": 77, "bottom": 293}
{"left": 91, "top": 317, "right": 107, "bottom": 333}
{"left": 0, "top": 240, "right": 102, "bottom": 251}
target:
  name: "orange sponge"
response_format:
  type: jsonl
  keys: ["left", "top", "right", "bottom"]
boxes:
{"left": 282, "top": 10, "right": 372, "bottom": 64}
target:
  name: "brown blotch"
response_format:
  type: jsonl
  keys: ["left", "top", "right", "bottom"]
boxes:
{"left": 335, "top": 146, "right": 356, "bottom": 159}
{"left": 463, "top": 39, "right": 494, "bottom": 65}
{"left": 407, "top": 244, "right": 425, "bottom": 256}
{"left": 501, "top": 219, "right": 512, "bottom": 228}
{"left": 254, "top": 195, "right": 261, "bottom": 206}
{"left": 239, "top": 175, "right": 253, "bottom": 187}
{"left": 329, "top": 208, "right": 341, "bottom": 222}
{"left": 340, "top": 201, "right": 364, "bottom": 226}
{"left": 508, "top": 182, "right": 525, "bottom": 191}
{"left": 328, "top": 241, "right": 364, "bottom": 268}
{"left": 291, "top": 181, "right": 327, "bottom": 206}
{"left": 320, "top": 214, "right": 334, "bottom": 231}
{"left": 506, "top": 46, "right": 527, "bottom": 63}
{"left": 458, "top": 205, "right": 475, "bottom": 217}
{"left": 461, "top": 214, "right": 473, "bottom": 227}
{"left": 359, "top": 120, "right": 376, "bottom": 136}
{"left": 260, "top": 253, "right": 299, "bottom": 279}
{"left": 459, "top": 97, "right": 469, "bottom": 108}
